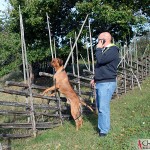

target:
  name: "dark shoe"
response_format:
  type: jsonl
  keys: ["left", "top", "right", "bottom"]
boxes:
{"left": 99, "top": 133, "right": 107, "bottom": 137}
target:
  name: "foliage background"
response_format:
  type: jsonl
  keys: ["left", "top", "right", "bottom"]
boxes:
{"left": 0, "top": 0, "right": 150, "bottom": 76}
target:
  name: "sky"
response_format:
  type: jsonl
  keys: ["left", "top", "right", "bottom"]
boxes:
{"left": 0, "top": 0, "right": 10, "bottom": 16}
{"left": 0, "top": 0, "right": 8, "bottom": 10}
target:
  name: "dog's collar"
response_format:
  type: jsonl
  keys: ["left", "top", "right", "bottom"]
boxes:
{"left": 54, "top": 67, "right": 65, "bottom": 77}
{"left": 56, "top": 68, "right": 65, "bottom": 74}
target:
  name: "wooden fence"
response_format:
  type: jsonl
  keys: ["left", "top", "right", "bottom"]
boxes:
{"left": 0, "top": 54, "right": 149, "bottom": 140}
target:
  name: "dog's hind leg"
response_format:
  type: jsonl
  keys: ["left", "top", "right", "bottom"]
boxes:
{"left": 75, "top": 117, "right": 83, "bottom": 131}
{"left": 70, "top": 104, "right": 83, "bottom": 131}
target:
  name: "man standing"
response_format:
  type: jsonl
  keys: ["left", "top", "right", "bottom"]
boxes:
{"left": 90, "top": 32, "right": 120, "bottom": 137}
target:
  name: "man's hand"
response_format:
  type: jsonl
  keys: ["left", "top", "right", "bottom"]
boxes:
{"left": 90, "top": 79, "right": 95, "bottom": 87}
{"left": 97, "top": 39, "right": 105, "bottom": 48}
{"left": 42, "top": 86, "right": 56, "bottom": 95}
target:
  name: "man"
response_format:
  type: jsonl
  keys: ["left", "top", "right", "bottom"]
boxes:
{"left": 90, "top": 32, "right": 120, "bottom": 137}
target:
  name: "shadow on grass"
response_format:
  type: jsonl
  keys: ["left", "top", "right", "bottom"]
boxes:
{"left": 84, "top": 113, "right": 98, "bottom": 131}
{"left": 63, "top": 109, "right": 98, "bottom": 132}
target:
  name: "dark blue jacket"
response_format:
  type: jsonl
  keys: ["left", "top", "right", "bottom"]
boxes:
{"left": 94, "top": 45, "right": 120, "bottom": 83}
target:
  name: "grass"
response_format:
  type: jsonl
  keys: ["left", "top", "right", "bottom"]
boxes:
{"left": 0, "top": 77, "right": 150, "bottom": 150}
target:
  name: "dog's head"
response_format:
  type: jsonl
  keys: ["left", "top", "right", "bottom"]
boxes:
{"left": 50, "top": 58, "right": 63, "bottom": 69}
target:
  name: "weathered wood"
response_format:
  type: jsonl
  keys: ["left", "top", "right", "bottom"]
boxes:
{"left": 0, "top": 110, "right": 30, "bottom": 116}
{"left": 40, "top": 71, "right": 89, "bottom": 85}
{"left": 119, "top": 66, "right": 141, "bottom": 73}
{"left": 64, "top": 14, "right": 89, "bottom": 68}
{"left": 0, "top": 100, "right": 27, "bottom": 107}
{"left": 39, "top": 72, "right": 92, "bottom": 87}
{"left": 39, "top": 72, "right": 53, "bottom": 77}
{"left": 35, "top": 112, "right": 70, "bottom": 118}
{"left": 0, "top": 110, "right": 70, "bottom": 118}
{"left": 70, "top": 79, "right": 91, "bottom": 87}
{"left": 67, "top": 72, "right": 92, "bottom": 81}
{"left": 5, "top": 81, "right": 28, "bottom": 88}
{"left": 75, "top": 90, "right": 93, "bottom": 96}
{"left": 129, "top": 60, "right": 147, "bottom": 67}
{"left": 119, "top": 76, "right": 135, "bottom": 81}
{"left": 4, "top": 81, "right": 94, "bottom": 99}
{"left": 0, "top": 121, "right": 61, "bottom": 129}
{"left": 0, "top": 101, "right": 67, "bottom": 110}
{"left": 5, "top": 81, "right": 47, "bottom": 90}
{"left": 83, "top": 69, "right": 94, "bottom": 75}
{"left": 39, "top": 71, "right": 92, "bottom": 85}
{"left": 0, "top": 88, "right": 58, "bottom": 101}
{"left": 0, "top": 134, "right": 32, "bottom": 138}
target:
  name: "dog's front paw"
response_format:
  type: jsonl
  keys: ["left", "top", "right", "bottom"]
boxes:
{"left": 42, "top": 91, "right": 47, "bottom": 95}
{"left": 42, "top": 88, "right": 50, "bottom": 95}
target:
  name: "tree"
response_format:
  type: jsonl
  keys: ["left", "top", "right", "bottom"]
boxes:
{"left": 9, "top": 0, "right": 80, "bottom": 60}
{"left": 0, "top": 0, "right": 149, "bottom": 77}
{"left": 0, "top": 30, "right": 21, "bottom": 76}
{"left": 0, "top": 6, "right": 21, "bottom": 77}
{"left": 75, "top": 0, "right": 149, "bottom": 44}
{"left": 9, "top": 0, "right": 149, "bottom": 45}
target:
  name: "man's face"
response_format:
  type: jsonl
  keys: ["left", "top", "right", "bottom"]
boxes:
{"left": 98, "top": 34, "right": 106, "bottom": 45}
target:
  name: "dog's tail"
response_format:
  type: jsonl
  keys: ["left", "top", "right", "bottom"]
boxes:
{"left": 79, "top": 97, "right": 94, "bottom": 112}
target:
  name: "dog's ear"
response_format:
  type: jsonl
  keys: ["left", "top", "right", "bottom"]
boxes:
{"left": 57, "top": 58, "right": 63, "bottom": 66}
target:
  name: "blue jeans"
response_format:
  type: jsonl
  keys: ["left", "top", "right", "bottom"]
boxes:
{"left": 96, "top": 82, "right": 116, "bottom": 134}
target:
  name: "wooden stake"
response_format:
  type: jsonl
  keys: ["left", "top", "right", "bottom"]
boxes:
{"left": 88, "top": 19, "right": 94, "bottom": 74}
{"left": 80, "top": 54, "right": 89, "bottom": 70}
{"left": 86, "top": 33, "right": 90, "bottom": 70}
{"left": 75, "top": 32, "right": 81, "bottom": 95}
{"left": 54, "top": 37, "right": 57, "bottom": 58}
{"left": 19, "top": 7, "right": 36, "bottom": 137}
{"left": 46, "top": 13, "right": 54, "bottom": 59}
{"left": 64, "top": 14, "right": 88, "bottom": 68}
{"left": 70, "top": 38, "right": 75, "bottom": 75}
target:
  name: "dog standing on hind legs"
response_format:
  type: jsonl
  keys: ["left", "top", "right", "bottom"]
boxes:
{"left": 42, "top": 58, "right": 93, "bottom": 131}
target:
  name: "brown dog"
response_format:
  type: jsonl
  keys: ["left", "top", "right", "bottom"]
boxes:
{"left": 42, "top": 58, "right": 93, "bottom": 130}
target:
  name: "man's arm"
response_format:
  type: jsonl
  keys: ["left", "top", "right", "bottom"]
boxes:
{"left": 95, "top": 47, "right": 119, "bottom": 65}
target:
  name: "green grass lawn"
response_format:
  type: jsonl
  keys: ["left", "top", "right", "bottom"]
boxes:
{"left": 1, "top": 77, "right": 150, "bottom": 150}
